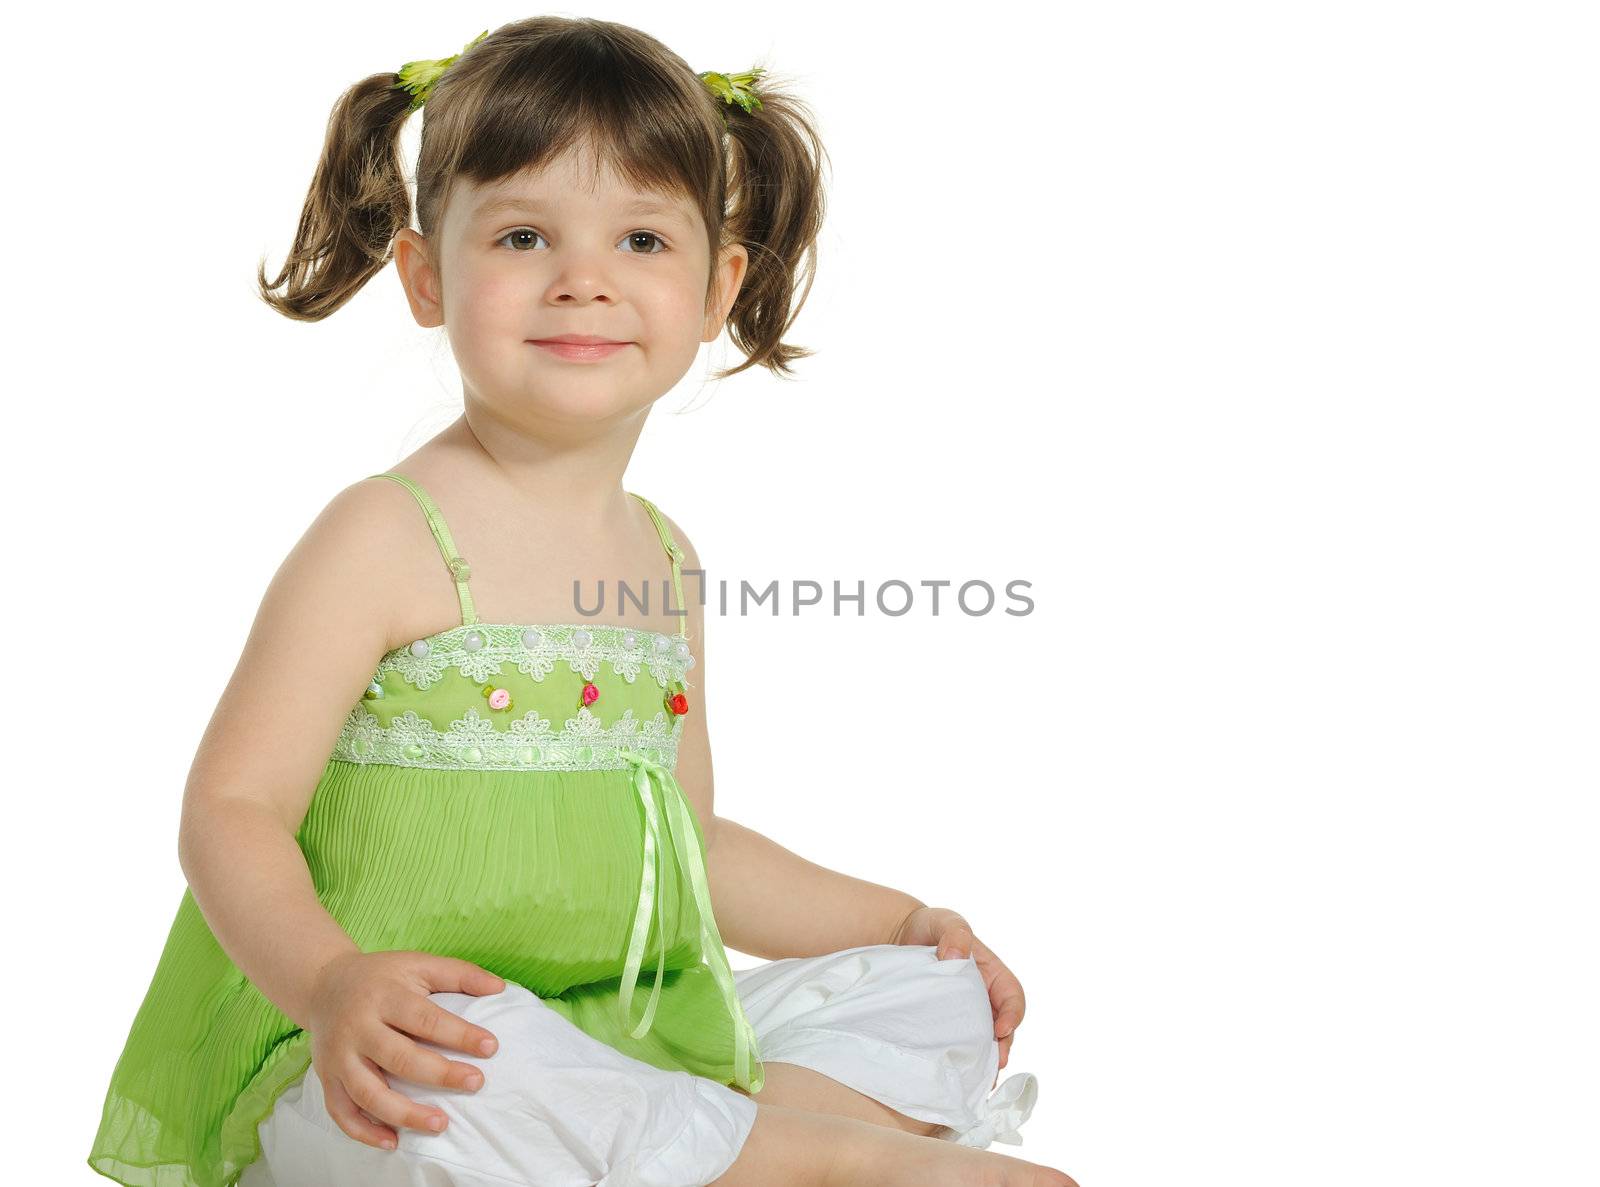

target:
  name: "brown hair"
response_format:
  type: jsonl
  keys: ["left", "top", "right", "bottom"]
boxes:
{"left": 256, "top": 16, "right": 828, "bottom": 380}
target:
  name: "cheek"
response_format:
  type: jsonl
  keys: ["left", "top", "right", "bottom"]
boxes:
{"left": 454, "top": 272, "right": 527, "bottom": 329}
{"left": 637, "top": 273, "right": 711, "bottom": 337}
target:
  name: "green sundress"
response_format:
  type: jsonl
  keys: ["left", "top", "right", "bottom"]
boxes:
{"left": 88, "top": 471, "right": 763, "bottom": 1187}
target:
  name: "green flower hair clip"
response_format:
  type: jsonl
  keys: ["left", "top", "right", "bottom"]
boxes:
{"left": 698, "top": 68, "right": 766, "bottom": 120}
{"left": 395, "top": 29, "right": 489, "bottom": 111}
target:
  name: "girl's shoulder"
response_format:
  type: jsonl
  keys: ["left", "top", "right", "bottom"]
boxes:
{"left": 332, "top": 471, "right": 478, "bottom": 647}
{"left": 293, "top": 475, "right": 431, "bottom": 641}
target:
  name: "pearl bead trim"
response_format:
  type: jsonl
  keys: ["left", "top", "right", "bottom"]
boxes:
{"left": 379, "top": 622, "right": 695, "bottom": 693}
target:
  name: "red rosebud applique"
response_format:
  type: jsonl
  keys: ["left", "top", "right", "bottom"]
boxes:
{"left": 665, "top": 681, "right": 689, "bottom": 716}
{"left": 580, "top": 681, "right": 600, "bottom": 708}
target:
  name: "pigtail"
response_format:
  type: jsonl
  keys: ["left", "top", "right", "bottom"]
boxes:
{"left": 256, "top": 74, "right": 417, "bottom": 321}
{"left": 715, "top": 71, "right": 830, "bottom": 381}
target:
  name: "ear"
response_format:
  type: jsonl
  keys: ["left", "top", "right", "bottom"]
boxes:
{"left": 393, "top": 228, "right": 445, "bottom": 329}
{"left": 702, "top": 241, "right": 749, "bottom": 342}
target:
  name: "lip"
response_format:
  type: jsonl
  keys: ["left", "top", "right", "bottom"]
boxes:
{"left": 533, "top": 334, "right": 631, "bottom": 345}
{"left": 529, "top": 336, "right": 633, "bottom": 362}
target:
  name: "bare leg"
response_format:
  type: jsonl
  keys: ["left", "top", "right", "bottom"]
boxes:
{"left": 729, "top": 1060, "right": 945, "bottom": 1136}
{"left": 710, "top": 1102, "right": 1079, "bottom": 1187}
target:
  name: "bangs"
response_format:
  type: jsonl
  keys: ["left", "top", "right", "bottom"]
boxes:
{"left": 424, "top": 28, "right": 725, "bottom": 226}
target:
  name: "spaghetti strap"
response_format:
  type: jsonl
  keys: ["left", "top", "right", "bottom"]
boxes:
{"left": 367, "top": 471, "right": 478, "bottom": 627}
{"left": 629, "top": 492, "right": 689, "bottom": 638}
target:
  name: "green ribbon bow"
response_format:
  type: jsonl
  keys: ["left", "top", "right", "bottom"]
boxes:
{"left": 616, "top": 746, "right": 763, "bottom": 1093}
{"left": 395, "top": 29, "right": 489, "bottom": 111}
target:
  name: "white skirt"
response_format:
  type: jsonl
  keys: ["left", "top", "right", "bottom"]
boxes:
{"left": 238, "top": 943, "right": 1039, "bottom": 1187}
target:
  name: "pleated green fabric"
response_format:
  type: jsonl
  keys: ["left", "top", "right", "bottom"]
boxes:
{"left": 88, "top": 473, "right": 763, "bottom": 1187}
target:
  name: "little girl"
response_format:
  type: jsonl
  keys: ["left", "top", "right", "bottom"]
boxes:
{"left": 86, "top": 17, "right": 1074, "bottom": 1187}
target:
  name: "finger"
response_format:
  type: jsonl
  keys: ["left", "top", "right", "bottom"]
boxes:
{"left": 324, "top": 1067, "right": 399, "bottom": 1150}
{"left": 969, "top": 936, "right": 1004, "bottom": 985}
{"left": 348, "top": 1052, "right": 453, "bottom": 1135}
{"left": 977, "top": 955, "right": 1025, "bottom": 1035}
{"left": 993, "top": 978, "right": 1026, "bottom": 1037}
{"left": 372, "top": 1023, "right": 487, "bottom": 1094}
{"left": 935, "top": 924, "right": 975, "bottom": 959}
{"left": 431, "top": 955, "right": 508, "bottom": 996}
{"left": 998, "top": 1031, "right": 1014, "bottom": 1070}
{"left": 967, "top": 940, "right": 1026, "bottom": 1032}
{"left": 390, "top": 989, "right": 500, "bottom": 1058}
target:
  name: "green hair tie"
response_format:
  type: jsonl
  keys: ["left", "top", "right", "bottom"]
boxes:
{"left": 393, "top": 31, "right": 765, "bottom": 121}
{"left": 395, "top": 29, "right": 489, "bottom": 111}
{"left": 698, "top": 68, "right": 766, "bottom": 119}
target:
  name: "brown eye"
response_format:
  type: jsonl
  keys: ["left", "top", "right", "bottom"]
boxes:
{"left": 622, "top": 231, "right": 667, "bottom": 254}
{"left": 498, "top": 228, "right": 544, "bottom": 251}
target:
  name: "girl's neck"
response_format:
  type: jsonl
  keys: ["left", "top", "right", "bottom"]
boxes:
{"left": 428, "top": 404, "right": 650, "bottom": 532}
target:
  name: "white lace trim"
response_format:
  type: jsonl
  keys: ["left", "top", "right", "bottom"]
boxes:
{"left": 331, "top": 703, "right": 684, "bottom": 772}
{"left": 379, "top": 622, "right": 695, "bottom": 691}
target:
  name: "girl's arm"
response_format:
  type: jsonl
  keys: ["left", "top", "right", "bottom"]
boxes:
{"left": 177, "top": 482, "right": 411, "bottom": 1028}
{"left": 705, "top": 818, "right": 927, "bottom": 960}
{"left": 666, "top": 520, "right": 926, "bottom": 961}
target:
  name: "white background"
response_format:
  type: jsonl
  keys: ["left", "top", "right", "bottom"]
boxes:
{"left": 4, "top": 2, "right": 1596, "bottom": 1184}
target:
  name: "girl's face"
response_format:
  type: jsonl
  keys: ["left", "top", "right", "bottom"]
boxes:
{"left": 395, "top": 141, "right": 746, "bottom": 428}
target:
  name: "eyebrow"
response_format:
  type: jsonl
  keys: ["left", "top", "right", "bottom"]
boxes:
{"left": 473, "top": 196, "right": 689, "bottom": 222}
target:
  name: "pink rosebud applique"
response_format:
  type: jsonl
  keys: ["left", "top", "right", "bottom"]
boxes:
{"left": 580, "top": 681, "right": 600, "bottom": 708}
{"left": 481, "top": 684, "right": 513, "bottom": 712}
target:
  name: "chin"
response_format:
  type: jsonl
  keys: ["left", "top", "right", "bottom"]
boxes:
{"left": 504, "top": 385, "right": 651, "bottom": 424}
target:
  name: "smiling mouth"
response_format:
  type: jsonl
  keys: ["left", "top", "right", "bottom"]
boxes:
{"left": 528, "top": 339, "right": 633, "bottom": 361}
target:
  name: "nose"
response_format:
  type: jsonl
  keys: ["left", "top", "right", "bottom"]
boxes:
{"left": 550, "top": 284, "right": 614, "bottom": 305}
{"left": 545, "top": 249, "right": 620, "bottom": 305}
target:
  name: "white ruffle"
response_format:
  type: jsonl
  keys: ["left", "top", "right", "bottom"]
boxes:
{"left": 936, "top": 1070, "right": 1040, "bottom": 1147}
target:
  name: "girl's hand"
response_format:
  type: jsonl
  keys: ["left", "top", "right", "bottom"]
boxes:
{"left": 306, "top": 950, "right": 508, "bottom": 1149}
{"left": 890, "top": 906, "right": 1026, "bottom": 1078}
